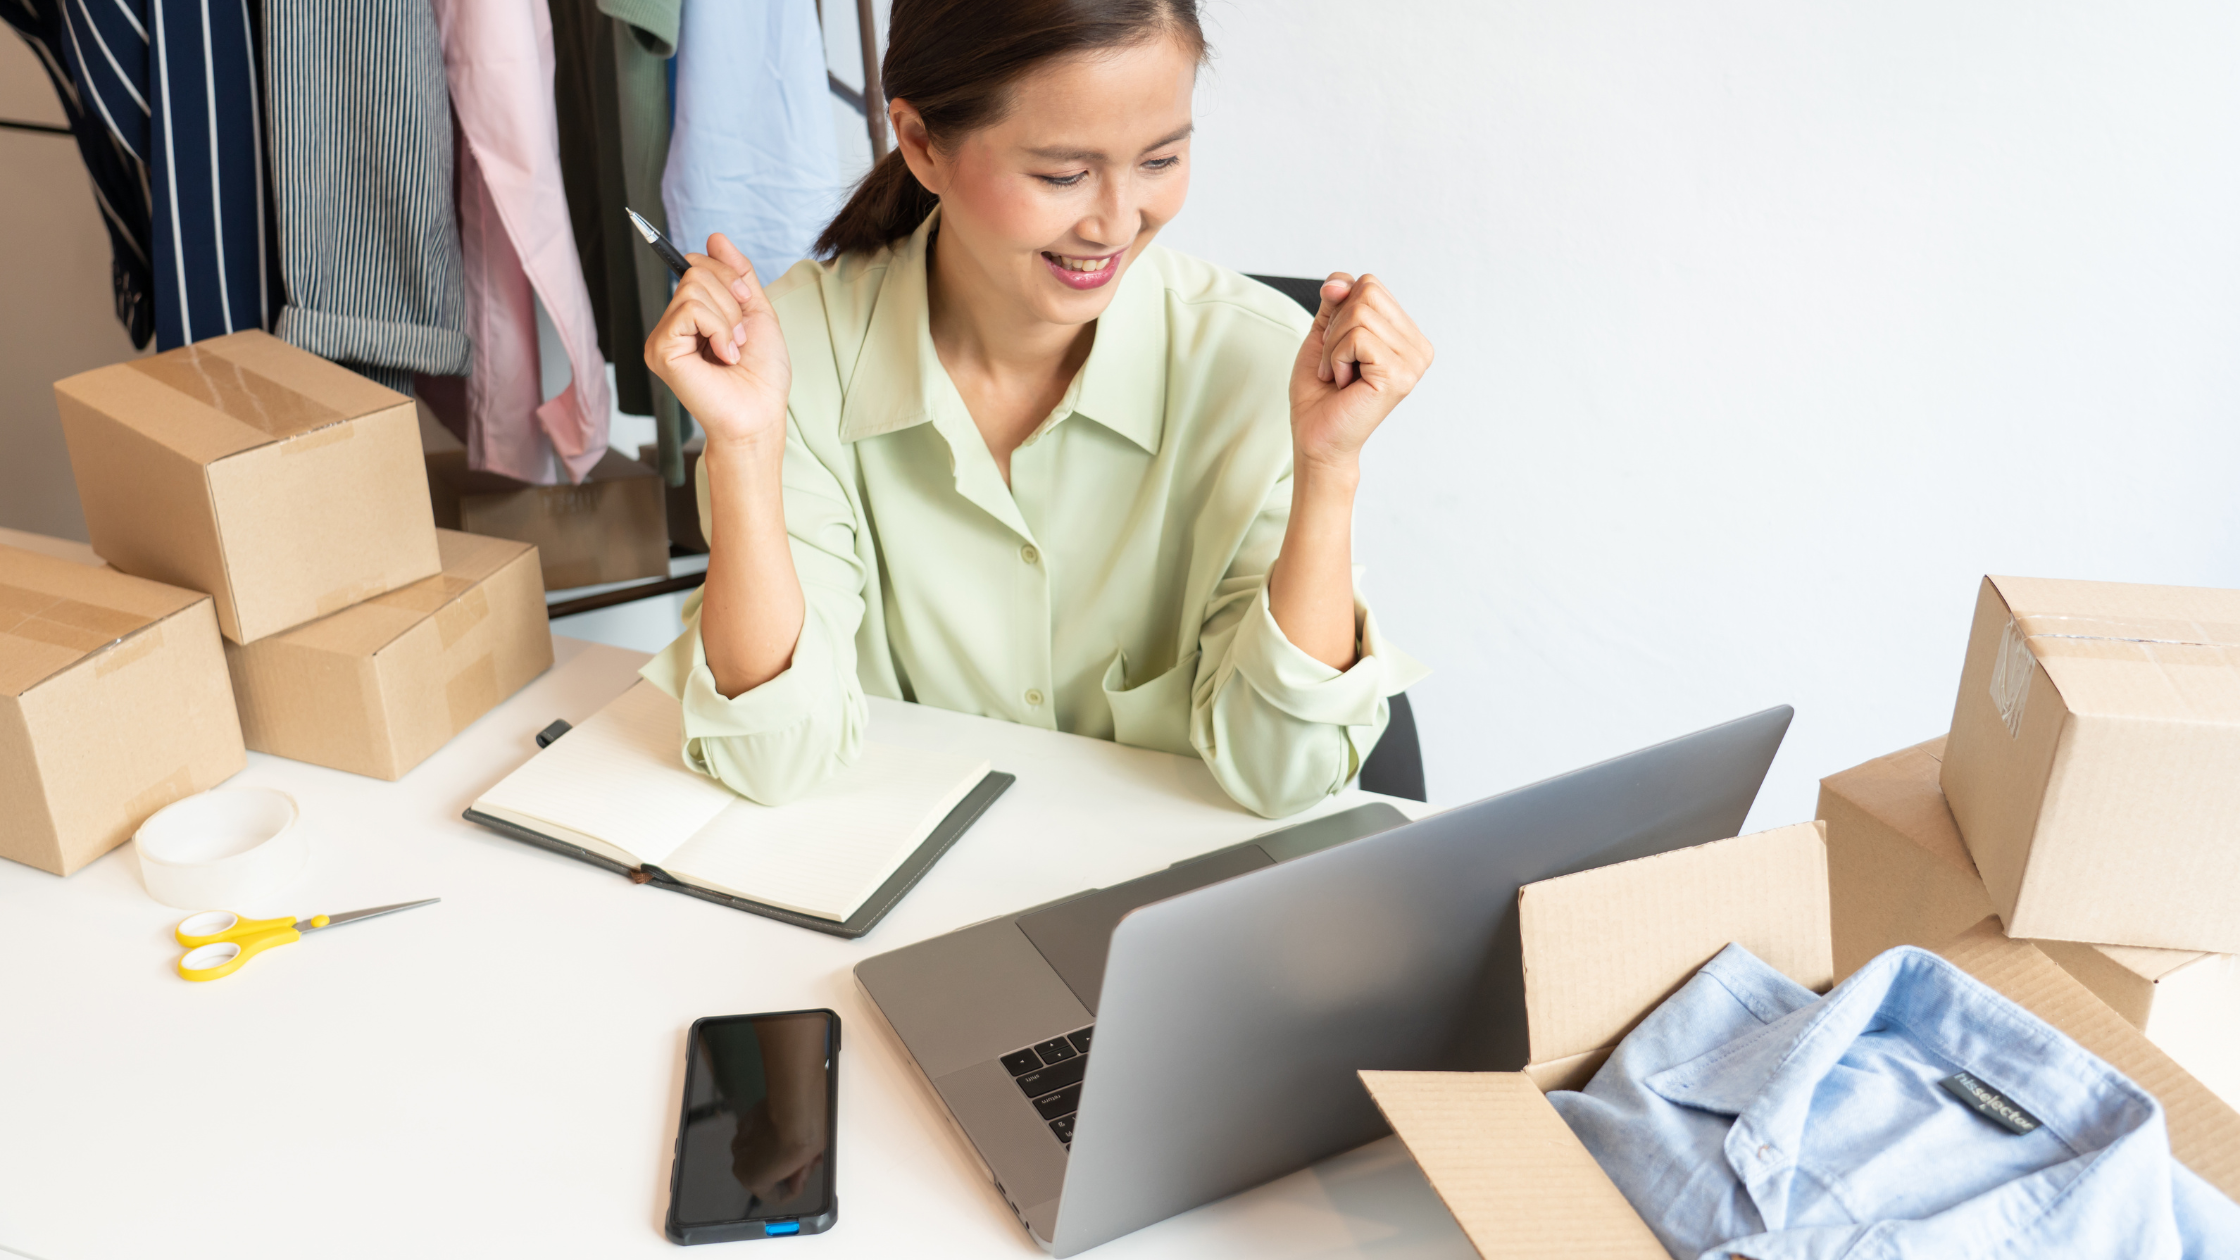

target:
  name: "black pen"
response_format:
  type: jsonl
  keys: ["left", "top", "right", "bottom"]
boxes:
{"left": 626, "top": 206, "right": 692, "bottom": 279}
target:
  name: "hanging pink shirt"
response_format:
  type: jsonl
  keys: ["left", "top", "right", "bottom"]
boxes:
{"left": 425, "top": 0, "right": 609, "bottom": 484}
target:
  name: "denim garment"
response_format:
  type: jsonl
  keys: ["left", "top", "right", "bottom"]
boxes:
{"left": 1550, "top": 944, "right": 2240, "bottom": 1260}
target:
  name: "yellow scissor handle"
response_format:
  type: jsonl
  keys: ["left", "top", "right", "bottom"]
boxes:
{"left": 175, "top": 911, "right": 297, "bottom": 948}
{"left": 177, "top": 924, "right": 301, "bottom": 981}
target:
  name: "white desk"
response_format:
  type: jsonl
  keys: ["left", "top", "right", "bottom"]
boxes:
{"left": 0, "top": 638, "right": 1471, "bottom": 1260}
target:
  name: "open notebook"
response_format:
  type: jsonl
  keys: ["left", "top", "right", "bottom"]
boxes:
{"left": 466, "top": 680, "right": 1013, "bottom": 937}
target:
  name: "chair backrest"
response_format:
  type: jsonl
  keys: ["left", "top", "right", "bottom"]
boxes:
{"left": 1245, "top": 274, "right": 1426, "bottom": 803}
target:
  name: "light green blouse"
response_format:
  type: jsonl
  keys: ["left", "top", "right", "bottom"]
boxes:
{"left": 641, "top": 211, "right": 1426, "bottom": 818}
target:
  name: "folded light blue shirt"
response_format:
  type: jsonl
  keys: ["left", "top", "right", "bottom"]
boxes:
{"left": 1550, "top": 944, "right": 2240, "bottom": 1259}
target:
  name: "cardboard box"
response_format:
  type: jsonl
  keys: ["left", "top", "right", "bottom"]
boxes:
{"left": 1821, "top": 736, "right": 2240, "bottom": 1107}
{"left": 1360, "top": 823, "right": 2240, "bottom": 1258}
{"left": 426, "top": 450, "right": 668, "bottom": 591}
{"left": 54, "top": 330, "right": 442, "bottom": 644}
{"left": 1, "top": 545, "right": 244, "bottom": 875}
{"left": 224, "top": 530, "right": 553, "bottom": 780}
{"left": 637, "top": 440, "right": 707, "bottom": 553}
{"left": 1943, "top": 574, "right": 2240, "bottom": 952}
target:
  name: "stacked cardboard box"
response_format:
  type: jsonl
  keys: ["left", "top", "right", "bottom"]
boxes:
{"left": 1820, "top": 737, "right": 2240, "bottom": 1106}
{"left": 35, "top": 332, "right": 555, "bottom": 798}
{"left": 639, "top": 439, "right": 707, "bottom": 553}
{"left": 1, "top": 541, "right": 244, "bottom": 875}
{"left": 426, "top": 449, "right": 670, "bottom": 591}
{"left": 1361, "top": 823, "right": 2240, "bottom": 1256}
{"left": 1941, "top": 575, "right": 2240, "bottom": 952}
{"left": 225, "top": 530, "right": 553, "bottom": 780}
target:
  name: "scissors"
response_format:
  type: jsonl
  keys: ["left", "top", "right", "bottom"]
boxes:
{"left": 173, "top": 898, "right": 440, "bottom": 982}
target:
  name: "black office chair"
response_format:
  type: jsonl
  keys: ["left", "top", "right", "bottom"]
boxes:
{"left": 1247, "top": 274, "right": 1427, "bottom": 803}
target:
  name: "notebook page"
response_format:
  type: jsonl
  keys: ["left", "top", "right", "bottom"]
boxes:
{"left": 662, "top": 744, "right": 992, "bottom": 920}
{"left": 473, "top": 679, "right": 738, "bottom": 866}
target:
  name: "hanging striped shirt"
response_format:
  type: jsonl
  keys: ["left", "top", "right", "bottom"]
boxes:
{"left": 7, "top": 0, "right": 279, "bottom": 349}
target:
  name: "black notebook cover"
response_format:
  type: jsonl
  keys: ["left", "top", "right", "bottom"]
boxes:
{"left": 463, "top": 770, "right": 1014, "bottom": 939}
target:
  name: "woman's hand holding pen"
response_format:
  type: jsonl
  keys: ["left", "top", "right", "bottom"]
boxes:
{"left": 1287, "top": 273, "right": 1434, "bottom": 474}
{"left": 646, "top": 233, "right": 806, "bottom": 700}
{"left": 644, "top": 232, "right": 793, "bottom": 454}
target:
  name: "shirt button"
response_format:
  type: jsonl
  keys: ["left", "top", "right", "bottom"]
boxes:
{"left": 1025, "top": 688, "right": 1045, "bottom": 707}
{"left": 1020, "top": 544, "right": 1040, "bottom": 565}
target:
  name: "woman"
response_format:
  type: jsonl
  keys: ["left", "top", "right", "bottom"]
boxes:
{"left": 642, "top": 0, "right": 1432, "bottom": 819}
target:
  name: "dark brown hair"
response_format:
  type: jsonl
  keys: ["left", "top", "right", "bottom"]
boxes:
{"left": 813, "top": 0, "right": 1206, "bottom": 259}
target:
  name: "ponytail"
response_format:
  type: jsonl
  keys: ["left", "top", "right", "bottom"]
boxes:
{"left": 814, "top": 149, "right": 942, "bottom": 260}
{"left": 811, "top": 0, "right": 1206, "bottom": 260}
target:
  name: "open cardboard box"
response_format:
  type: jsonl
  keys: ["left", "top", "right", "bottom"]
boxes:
{"left": 1360, "top": 822, "right": 2240, "bottom": 1258}
{"left": 1822, "top": 737, "right": 2240, "bottom": 1107}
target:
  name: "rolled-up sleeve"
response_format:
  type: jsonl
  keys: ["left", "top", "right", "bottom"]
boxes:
{"left": 638, "top": 423, "right": 868, "bottom": 804}
{"left": 1187, "top": 479, "right": 1429, "bottom": 818}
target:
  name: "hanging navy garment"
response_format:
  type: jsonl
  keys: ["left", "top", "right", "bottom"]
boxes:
{"left": 147, "top": 0, "right": 281, "bottom": 348}
{"left": 4, "top": 0, "right": 158, "bottom": 347}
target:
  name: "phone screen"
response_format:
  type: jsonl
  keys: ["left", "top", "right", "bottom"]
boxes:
{"left": 672, "top": 1010, "right": 837, "bottom": 1232}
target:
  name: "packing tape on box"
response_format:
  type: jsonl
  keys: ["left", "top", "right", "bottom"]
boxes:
{"left": 434, "top": 586, "right": 489, "bottom": 649}
{"left": 125, "top": 765, "right": 197, "bottom": 825}
{"left": 129, "top": 345, "right": 343, "bottom": 441}
{"left": 316, "top": 578, "right": 387, "bottom": 618}
{"left": 447, "top": 653, "right": 499, "bottom": 733}
{"left": 376, "top": 574, "right": 476, "bottom": 617}
{"left": 134, "top": 787, "right": 306, "bottom": 910}
{"left": 92, "top": 621, "right": 163, "bottom": 677}
{"left": 0, "top": 582, "right": 160, "bottom": 691}
{"left": 0, "top": 582, "right": 152, "bottom": 653}
{"left": 2011, "top": 610, "right": 2240, "bottom": 649}
{"left": 1990, "top": 619, "right": 2034, "bottom": 738}
{"left": 1996, "top": 609, "right": 2240, "bottom": 739}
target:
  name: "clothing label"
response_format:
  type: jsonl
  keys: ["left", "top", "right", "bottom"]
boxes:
{"left": 1940, "top": 1071, "right": 2042, "bottom": 1135}
{"left": 1988, "top": 617, "right": 2034, "bottom": 738}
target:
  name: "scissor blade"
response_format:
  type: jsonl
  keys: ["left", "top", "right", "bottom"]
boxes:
{"left": 302, "top": 898, "right": 441, "bottom": 933}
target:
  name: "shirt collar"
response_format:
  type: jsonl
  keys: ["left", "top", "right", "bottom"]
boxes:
{"left": 1644, "top": 945, "right": 2179, "bottom": 1258}
{"left": 836, "top": 207, "right": 1168, "bottom": 456}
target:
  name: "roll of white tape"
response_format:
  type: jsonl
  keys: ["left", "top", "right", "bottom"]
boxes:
{"left": 135, "top": 787, "right": 306, "bottom": 910}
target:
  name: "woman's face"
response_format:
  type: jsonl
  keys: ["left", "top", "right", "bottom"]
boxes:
{"left": 900, "top": 35, "right": 1198, "bottom": 328}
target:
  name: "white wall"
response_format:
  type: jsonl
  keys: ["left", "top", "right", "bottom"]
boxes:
{"left": 1159, "top": 1, "right": 2240, "bottom": 828}
{"left": 0, "top": 35, "right": 142, "bottom": 541}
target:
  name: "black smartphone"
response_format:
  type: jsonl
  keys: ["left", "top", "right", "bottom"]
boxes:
{"left": 665, "top": 1009, "right": 840, "bottom": 1244}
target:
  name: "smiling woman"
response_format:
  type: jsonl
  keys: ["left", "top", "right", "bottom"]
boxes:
{"left": 639, "top": 0, "right": 1435, "bottom": 820}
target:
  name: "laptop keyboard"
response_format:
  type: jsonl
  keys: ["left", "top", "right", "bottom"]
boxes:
{"left": 999, "top": 1025, "right": 1094, "bottom": 1148}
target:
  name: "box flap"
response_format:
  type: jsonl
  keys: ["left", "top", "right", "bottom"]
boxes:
{"left": 1360, "top": 1070, "right": 1665, "bottom": 1259}
{"left": 1518, "top": 822, "right": 1833, "bottom": 1069}
{"left": 56, "top": 330, "right": 405, "bottom": 466}
{"left": 1939, "top": 919, "right": 2240, "bottom": 1201}
{"left": 0, "top": 545, "right": 203, "bottom": 697}
{"left": 1989, "top": 574, "right": 2240, "bottom": 724}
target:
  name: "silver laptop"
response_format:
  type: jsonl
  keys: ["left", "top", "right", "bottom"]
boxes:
{"left": 855, "top": 705, "right": 1791, "bottom": 1255}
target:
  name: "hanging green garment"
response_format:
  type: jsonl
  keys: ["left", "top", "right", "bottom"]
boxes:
{"left": 549, "top": 0, "right": 692, "bottom": 486}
